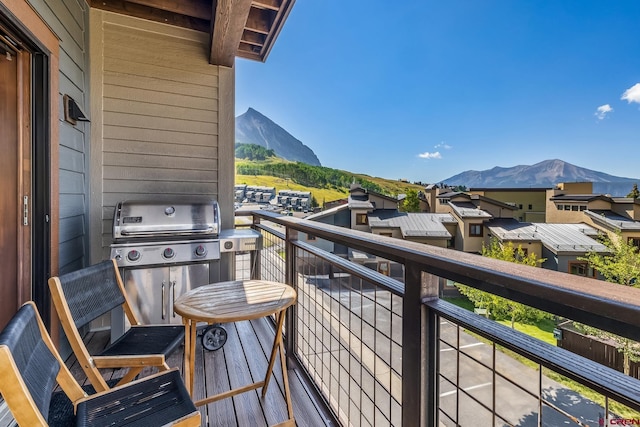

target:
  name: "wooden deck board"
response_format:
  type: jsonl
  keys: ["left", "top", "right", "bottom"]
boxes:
{"left": 63, "top": 319, "right": 333, "bottom": 426}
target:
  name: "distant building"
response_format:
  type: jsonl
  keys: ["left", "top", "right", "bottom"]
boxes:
{"left": 277, "top": 190, "right": 312, "bottom": 210}
{"left": 546, "top": 182, "right": 640, "bottom": 246}
{"left": 234, "top": 185, "right": 276, "bottom": 203}
{"left": 469, "top": 187, "right": 550, "bottom": 222}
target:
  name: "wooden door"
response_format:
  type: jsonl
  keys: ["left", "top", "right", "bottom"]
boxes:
{"left": 0, "top": 38, "right": 31, "bottom": 330}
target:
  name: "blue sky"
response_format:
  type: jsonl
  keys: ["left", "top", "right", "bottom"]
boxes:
{"left": 235, "top": 1, "right": 640, "bottom": 184}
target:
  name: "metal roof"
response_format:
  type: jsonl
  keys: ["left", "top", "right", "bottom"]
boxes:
{"left": 585, "top": 210, "right": 640, "bottom": 231}
{"left": 487, "top": 219, "right": 608, "bottom": 254}
{"left": 368, "top": 212, "right": 455, "bottom": 238}
{"left": 449, "top": 202, "right": 493, "bottom": 219}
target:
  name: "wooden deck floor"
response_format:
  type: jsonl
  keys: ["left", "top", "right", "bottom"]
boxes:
{"left": 66, "top": 318, "right": 334, "bottom": 427}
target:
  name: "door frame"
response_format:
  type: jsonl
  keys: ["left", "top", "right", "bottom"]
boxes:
{"left": 1, "top": 0, "right": 60, "bottom": 329}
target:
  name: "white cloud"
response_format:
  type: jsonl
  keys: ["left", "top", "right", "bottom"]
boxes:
{"left": 621, "top": 83, "right": 640, "bottom": 104}
{"left": 435, "top": 142, "right": 452, "bottom": 150}
{"left": 418, "top": 151, "right": 442, "bottom": 159}
{"left": 595, "top": 104, "right": 613, "bottom": 120}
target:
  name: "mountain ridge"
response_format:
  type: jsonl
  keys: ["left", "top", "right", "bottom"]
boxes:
{"left": 442, "top": 159, "right": 639, "bottom": 196}
{"left": 236, "top": 108, "right": 321, "bottom": 166}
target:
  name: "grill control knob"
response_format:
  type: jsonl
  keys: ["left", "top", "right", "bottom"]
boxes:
{"left": 127, "top": 250, "right": 140, "bottom": 262}
{"left": 195, "top": 245, "right": 207, "bottom": 257}
{"left": 163, "top": 248, "right": 175, "bottom": 259}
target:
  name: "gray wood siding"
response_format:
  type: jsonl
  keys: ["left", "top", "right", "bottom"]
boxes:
{"left": 28, "top": 0, "right": 90, "bottom": 274}
{"left": 90, "top": 11, "right": 223, "bottom": 260}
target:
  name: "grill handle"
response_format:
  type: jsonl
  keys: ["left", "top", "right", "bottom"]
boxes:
{"left": 162, "top": 281, "right": 166, "bottom": 320}
{"left": 120, "top": 227, "right": 215, "bottom": 237}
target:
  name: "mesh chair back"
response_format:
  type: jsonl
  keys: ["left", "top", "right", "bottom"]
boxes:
{"left": 56, "top": 260, "right": 126, "bottom": 329}
{"left": 0, "top": 303, "right": 60, "bottom": 419}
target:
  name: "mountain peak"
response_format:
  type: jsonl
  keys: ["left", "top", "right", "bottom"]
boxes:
{"left": 236, "top": 108, "right": 321, "bottom": 166}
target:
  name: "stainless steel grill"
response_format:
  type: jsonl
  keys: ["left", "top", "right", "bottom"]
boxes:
{"left": 109, "top": 199, "right": 261, "bottom": 342}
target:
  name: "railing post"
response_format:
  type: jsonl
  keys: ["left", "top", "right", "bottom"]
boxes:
{"left": 251, "top": 215, "right": 261, "bottom": 280}
{"left": 284, "top": 225, "right": 297, "bottom": 364}
{"left": 423, "top": 272, "right": 440, "bottom": 426}
{"left": 402, "top": 263, "right": 423, "bottom": 425}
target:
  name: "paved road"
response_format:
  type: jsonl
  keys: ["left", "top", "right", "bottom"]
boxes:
{"left": 302, "top": 273, "right": 611, "bottom": 427}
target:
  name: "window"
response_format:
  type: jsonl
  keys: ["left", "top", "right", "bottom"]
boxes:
{"left": 528, "top": 204, "right": 533, "bottom": 210}
{"left": 629, "top": 238, "right": 640, "bottom": 249}
{"left": 556, "top": 204, "right": 563, "bottom": 210}
{"left": 518, "top": 204, "right": 523, "bottom": 209}
{"left": 571, "top": 205, "right": 578, "bottom": 211}
{"left": 469, "top": 224, "right": 483, "bottom": 237}
{"left": 356, "top": 213, "right": 368, "bottom": 225}
{"left": 379, "top": 232, "right": 392, "bottom": 237}
{"left": 564, "top": 205, "right": 571, "bottom": 211}
{"left": 579, "top": 205, "right": 587, "bottom": 211}
{"left": 569, "top": 261, "right": 595, "bottom": 278}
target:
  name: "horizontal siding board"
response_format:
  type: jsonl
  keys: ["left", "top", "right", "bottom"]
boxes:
{"left": 103, "top": 56, "right": 217, "bottom": 88}
{"left": 59, "top": 145, "right": 85, "bottom": 172}
{"left": 59, "top": 215, "right": 86, "bottom": 242}
{"left": 60, "top": 121, "right": 85, "bottom": 151}
{"left": 104, "top": 83, "right": 217, "bottom": 111}
{"left": 103, "top": 128, "right": 218, "bottom": 148}
{"left": 59, "top": 169, "right": 85, "bottom": 194}
{"left": 58, "top": 73, "right": 84, "bottom": 110}
{"left": 59, "top": 258, "right": 84, "bottom": 275}
{"left": 59, "top": 194, "right": 85, "bottom": 218}
{"left": 104, "top": 70, "right": 218, "bottom": 99}
{"left": 103, "top": 98, "right": 217, "bottom": 123}
{"left": 59, "top": 48, "right": 85, "bottom": 91}
{"left": 28, "top": 0, "right": 84, "bottom": 65}
{"left": 103, "top": 152, "right": 215, "bottom": 171}
{"left": 103, "top": 111, "right": 217, "bottom": 135}
{"left": 102, "top": 189, "right": 218, "bottom": 208}
{"left": 104, "top": 32, "right": 215, "bottom": 74}
{"left": 103, "top": 179, "right": 216, "bottom": 194}
{"left": 104, "top": 166, "right": 216, "bottom": 182}
{"left": 59, "top": 236, "right": 85, "bottom": 269}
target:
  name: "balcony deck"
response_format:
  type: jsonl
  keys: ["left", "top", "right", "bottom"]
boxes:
{"left": 61, "top": 318, "right": 334, "bottom": 427}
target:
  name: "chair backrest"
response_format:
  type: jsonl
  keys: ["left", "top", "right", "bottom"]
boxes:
{"left": 0, "top": 302, "right": 85, "bottom": 426}
{"left": 51, "top": 260, "right": 127, "bottom": 329}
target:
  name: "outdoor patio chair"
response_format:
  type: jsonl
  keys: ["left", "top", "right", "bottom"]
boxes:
{"left": 48, "top": 259, "right": 185, "bottom": 392}
{"left": 0, "top": 301, "right": 200, "bottom": 427}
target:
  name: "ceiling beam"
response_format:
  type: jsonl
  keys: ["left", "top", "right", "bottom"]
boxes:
{"left": 90, "top": 0, "right": 209, "bottom": 32}
{"left": 125, "top": 0, "right": 212, "bottom": 20}
{"left": 209, "top": 0, "right": 253, "bottom": 67}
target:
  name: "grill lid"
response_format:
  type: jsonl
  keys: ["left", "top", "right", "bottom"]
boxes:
{"left": 113, "top": 199, "right": 220, "bottom": 240}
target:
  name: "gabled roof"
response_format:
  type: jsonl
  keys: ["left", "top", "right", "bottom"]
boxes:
{"left": 90, "top": 0, "right": 295, "bottom": 66}
{"left": 449, "top": 202, "right": 493, "bottom": 219}
{"left": 585, "top": 210, "right": 640, "bottom": 231}
{"left": 487, "top": 219, "right": 608, "bottom": 254}
{"left": 368, "top": 212, "right": 456, "bottom": 239}
{"left": 304, "top": 203, "right": 349, "bottom": 221}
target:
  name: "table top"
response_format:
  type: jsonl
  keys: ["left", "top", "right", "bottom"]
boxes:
{"left": 173, "top": 280, "right": 296, "bottom": 323}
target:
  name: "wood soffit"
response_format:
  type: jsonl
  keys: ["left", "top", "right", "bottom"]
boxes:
{"left": 90, "top": 0, "right": 295, "bottom": 67}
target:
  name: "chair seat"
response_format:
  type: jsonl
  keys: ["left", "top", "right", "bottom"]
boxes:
{"left": 100, "top": 325, "right": 184, "bottom": 357}
{"left": 76, "top": 370, "right": 196, "bottom": 427}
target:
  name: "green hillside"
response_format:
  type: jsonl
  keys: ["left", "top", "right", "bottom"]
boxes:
{"left": 235, "top": 158, "right": 424, "bottom": 204}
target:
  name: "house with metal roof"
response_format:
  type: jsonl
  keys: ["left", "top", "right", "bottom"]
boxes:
{"left": 545, "top": 182, "right": 640, "bottom": 246}
{"left": 486, "top": 219, "right": 608, "bottom": 277}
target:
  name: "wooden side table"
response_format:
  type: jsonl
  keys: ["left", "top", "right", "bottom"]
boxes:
{"left": 173, "top": 280, "right": 297, "bottom": 424}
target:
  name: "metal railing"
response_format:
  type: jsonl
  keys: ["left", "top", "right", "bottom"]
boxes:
{"left": 245, "top": 210, "right": 640, "bottom": 426}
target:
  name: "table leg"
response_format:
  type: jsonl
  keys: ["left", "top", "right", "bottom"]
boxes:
{"left": 262, "top": 310, "right": 294, "bottom": 420}
{"left": 182, "top": 318, "right": 197, "bottom": 396}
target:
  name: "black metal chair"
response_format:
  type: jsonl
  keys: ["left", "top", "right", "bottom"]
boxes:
{"left": 0, "top": 301, "right": 200, "bottom": 427}
{"left": 48, "top": 259, "right": 185, "bottom": 392}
